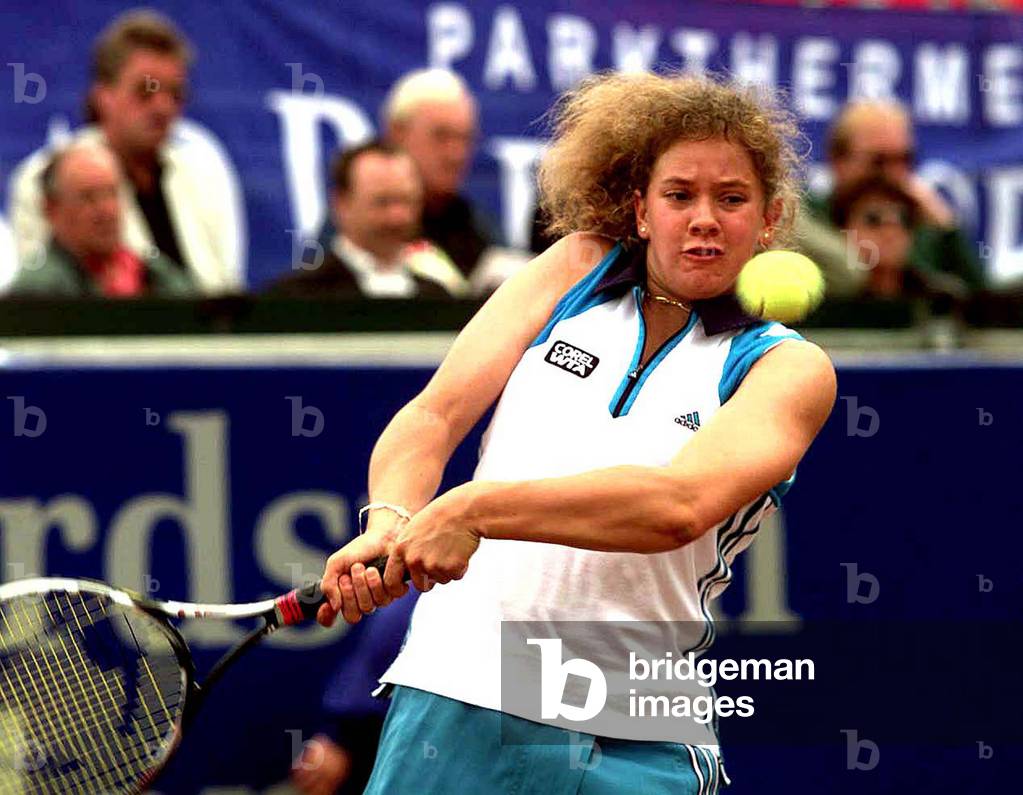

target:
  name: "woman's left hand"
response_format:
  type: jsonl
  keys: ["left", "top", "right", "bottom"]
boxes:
{"left": 388, "top": 484, "right": 483, "bottom": 592}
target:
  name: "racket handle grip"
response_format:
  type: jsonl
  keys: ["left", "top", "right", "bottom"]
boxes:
{"left": 277, "top": 557, "right": 412, "bottom": 626}
{"left": 280, "top": 581, "right": 329, "bottom": 625}
{"left": 367, "top": 555, "right": 414, "bottom": 584}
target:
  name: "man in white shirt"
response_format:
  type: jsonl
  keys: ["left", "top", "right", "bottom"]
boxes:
{"left": 6, "top": 10, "right": 245, "bottom": 293}
{"left": 269, "top": 141, "right": 456, "bottom": 299}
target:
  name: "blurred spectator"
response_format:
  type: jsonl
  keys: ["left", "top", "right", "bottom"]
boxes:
{"left": 802, "top": 99, "right": 983, "bottom": 295}
{"left": 382, "top": 68, "right": 503, "bottom": 294}
{"left": 832, "top": 175, "right": 970, "bottom": 303}
{"left": 269, "top": 141, "right": 457, "bottom": 298}
{"left": 9, "top": 143, "right": 194, "bottom": 296}
{"left": 6, "top": 9, "right": 245, "bottom": 293}
{"left": 831, "top": 175, "right": 919, "bottom": 299}
{"left": 291, "top": 591, "right": 419, "bottom": 795}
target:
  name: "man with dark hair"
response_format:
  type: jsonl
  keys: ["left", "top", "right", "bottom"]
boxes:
{"left": 269, "top": 141, "right": 457, "bottom": 298}
{"left": 7, "top": 9, "right": 244, "bottom": 293}
{"left": 9, "top": 143, "right": 193, "bottom": 296}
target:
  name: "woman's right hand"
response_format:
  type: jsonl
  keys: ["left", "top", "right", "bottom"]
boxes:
{"left": 317, "top": 519, "right": 410, "bottom": 627}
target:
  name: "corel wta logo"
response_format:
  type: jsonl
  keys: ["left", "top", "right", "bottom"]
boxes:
{"left": 545, "top": 341, "right": 599, "bottom": 378}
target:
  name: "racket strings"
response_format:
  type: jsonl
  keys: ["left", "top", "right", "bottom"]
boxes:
{"left": 2, "top": 595, "right": 168, "bottom": 781}
{"left": 0, "top": 596, "right": 172, "bottom": 794}
{"left": 0, "top": 588, "right": 186, "bottom": 795}
{"left": 0, "top": 595, "right": 140, "bottom": 794}
{"left": 0, "top": 631, "right": 121, "bottom": 792}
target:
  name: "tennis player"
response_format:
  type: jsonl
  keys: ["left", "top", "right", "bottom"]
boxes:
{"left": 318, "top": 72, "right": 836, "bottom": 793}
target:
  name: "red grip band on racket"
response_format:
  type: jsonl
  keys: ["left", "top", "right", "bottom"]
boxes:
{"left": 275, "top": 591, "right": 304, "bottom": 626}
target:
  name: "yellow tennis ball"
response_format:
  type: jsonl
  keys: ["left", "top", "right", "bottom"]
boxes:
{"left": 736, "top": 250, "right": 825, "bottom": 324}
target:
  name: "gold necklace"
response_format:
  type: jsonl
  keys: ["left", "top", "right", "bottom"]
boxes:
{"left": 645, "top": 290, "right": 692, "bottom": 312}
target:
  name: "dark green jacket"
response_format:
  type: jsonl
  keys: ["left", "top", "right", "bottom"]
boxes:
{"left": 803, "top": 192, "right": 984, "bottom": 290}
{"left": 10, "top": 242, "right": 197, "bottom": 296}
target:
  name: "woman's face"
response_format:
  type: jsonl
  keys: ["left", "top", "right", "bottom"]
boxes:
{"left": 634, "top": 137, "right": 778, "bottom": 300}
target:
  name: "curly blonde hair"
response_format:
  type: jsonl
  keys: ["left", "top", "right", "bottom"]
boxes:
{"left": 537, "top": 72, "right": 805, "bottom": 246}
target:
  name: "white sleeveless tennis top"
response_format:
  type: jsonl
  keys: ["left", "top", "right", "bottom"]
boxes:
{"left": 378, "top": 243, "right": 803, "bottom": 743}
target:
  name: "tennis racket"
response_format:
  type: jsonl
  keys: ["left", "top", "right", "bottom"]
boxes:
{"left": 0, "top": 555, "right": 396, "bottom": 794}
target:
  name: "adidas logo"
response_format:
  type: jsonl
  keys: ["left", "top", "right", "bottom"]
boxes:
{"left": 674, "top": 411, "right": 701, "bottom": 432}
{"left": 545, "top": 340, "right": 599, "bottom": 378}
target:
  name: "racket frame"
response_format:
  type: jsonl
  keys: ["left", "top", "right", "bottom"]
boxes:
{"left": 0, "top": 576, "right": 325, "bottom": 793}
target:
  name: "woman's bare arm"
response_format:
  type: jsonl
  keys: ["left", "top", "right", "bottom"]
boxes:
{"left": 389, "top": 340, "right": 836, "bottom": 588}
{"left": 318, "top": 233, "right": 612, "bottom": 622}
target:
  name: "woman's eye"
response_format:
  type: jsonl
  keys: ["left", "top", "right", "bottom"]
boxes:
{"left": 723, "top": 195, "right": 747, "bottom": 205}
{"left": 667, "top": 191, "right": 690, "bottom": 201}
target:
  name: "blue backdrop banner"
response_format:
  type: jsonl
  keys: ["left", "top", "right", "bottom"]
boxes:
{"left": 0, "top": 1, "right": 1022, "bottom": 288}
{"left": 0, "top": 355, "right": 1019, "bottom": 792}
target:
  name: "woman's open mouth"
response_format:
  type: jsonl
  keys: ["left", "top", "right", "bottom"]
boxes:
{"left": 682, "top": 246, "right": 724, "bottom": 262}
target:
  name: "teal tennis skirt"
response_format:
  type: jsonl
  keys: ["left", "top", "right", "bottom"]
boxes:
{"left": 364, "top": 685, "right": 729, "bottom": 795}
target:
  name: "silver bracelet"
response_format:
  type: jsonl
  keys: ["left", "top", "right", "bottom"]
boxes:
{"left": 358, "top": 502, "right": 412, "bottom": 534}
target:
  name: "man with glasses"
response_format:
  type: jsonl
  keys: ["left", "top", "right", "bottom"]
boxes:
{"left": 7, "top": 9, "right": 244, "bottom": 293}
{"left": 803, "top": 99, "right": 982, "bottom": 293}
{"left": 382, "top": 68, "right": 505, "bottom": 295}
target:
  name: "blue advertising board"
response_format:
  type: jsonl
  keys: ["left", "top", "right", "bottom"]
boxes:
{"left": 0, "top": 353, "right": 1019, "bottom": 792}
